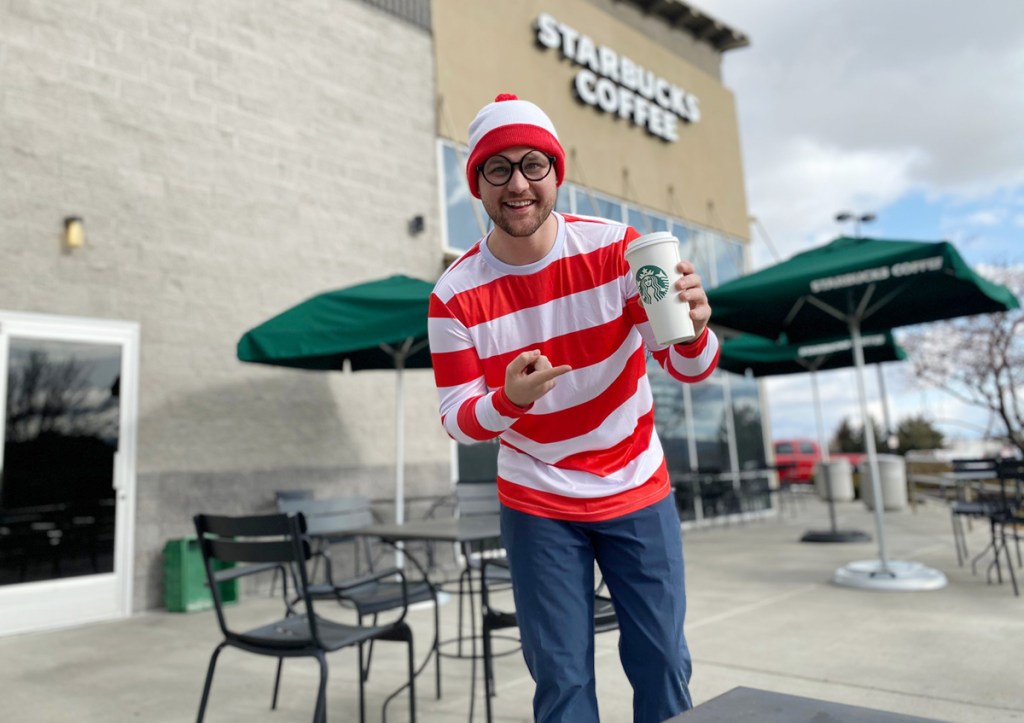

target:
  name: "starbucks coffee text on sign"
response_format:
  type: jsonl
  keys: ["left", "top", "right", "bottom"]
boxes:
{"left": 535, "top": 13, "right": 699, "bottom": 143}
{"left": 809, "top": 256, "right": 945, "bottom": 293}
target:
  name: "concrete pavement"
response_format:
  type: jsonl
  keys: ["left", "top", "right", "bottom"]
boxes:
{"left": 0, "top": 493, "right": 1021, "bottom": 722}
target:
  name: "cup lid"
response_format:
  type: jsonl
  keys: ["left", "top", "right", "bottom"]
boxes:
{"left": 625, "top": 231, "right": 679, "bottom": 257}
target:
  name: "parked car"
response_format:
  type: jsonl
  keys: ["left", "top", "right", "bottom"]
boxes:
{"left": 774, "top": 438, "right": 865, "bottom": 485}
{"left": 773, "top": 439, "right": 820, "bottom": 483}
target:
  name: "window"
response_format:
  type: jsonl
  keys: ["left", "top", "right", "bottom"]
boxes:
{"left": 627, "top": 207, "right": 670, "bottom": 235}
{"left": 648, "top": 359, "right": 691, "bottom": 475}
{"left": 716, "top": 238, "right": 744, "bottom": 286}
{"left": 728, "top": 374, "right": 767, "bottom": 469}
{"left": 575, "top": 188, "right": 622, "bottom": 221}
{"left": 556, "top": 183, "right": 574, "bottom": 214}
{"left": 690, "top": 378, "right": 728, "bottom": 472}
{"left": 439, "top": 141, "right": 488, "bottom": 254}
{"left": 690, "top": 228, "right": 716, "bottom": 285}
{"left": 672, "top": 222, "right": 695, "bottom": 264}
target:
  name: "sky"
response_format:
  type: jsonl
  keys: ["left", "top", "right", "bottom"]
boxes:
{"left": 693, "top": 0, "right": 1024, "bottom": 447}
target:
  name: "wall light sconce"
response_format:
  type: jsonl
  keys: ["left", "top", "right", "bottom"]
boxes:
{"left": 408, "top": 214, "right": 425, "bottom": 236}
{"left": 64, "top": 216, "right": 85, "bottom": 250}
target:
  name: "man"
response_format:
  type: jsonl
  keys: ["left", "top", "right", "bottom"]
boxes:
{"left": 428, "top": 93, "right": 719, "bottom": 723}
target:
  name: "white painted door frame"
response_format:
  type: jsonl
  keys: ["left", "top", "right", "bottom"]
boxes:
{"left": 0, "top": 311, "right": 139, "bottom": 636}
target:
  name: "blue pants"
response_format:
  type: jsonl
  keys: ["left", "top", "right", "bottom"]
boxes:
{"left": 500, "top": 495, "right": 693, "bottom": 723}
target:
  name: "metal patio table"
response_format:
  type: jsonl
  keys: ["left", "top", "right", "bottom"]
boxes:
{"left": 352, "top": 514, "right": 505, "bottom": 721}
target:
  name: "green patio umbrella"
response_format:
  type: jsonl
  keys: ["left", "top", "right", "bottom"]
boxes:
{"left": 718, "top": 331, "right": 906, "bottom": 377}
{"left": 719, "top": 331, "right": 907, "bottom": 543}
{"left": 708, "top": 236, "right": 1020, "bottom": 590}
{"left": 237, "top": 274, "right": 434, "bottom": 528}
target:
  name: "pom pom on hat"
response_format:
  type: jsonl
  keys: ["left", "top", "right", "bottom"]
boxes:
{"left": 465, "top": 93, "right": 565, "bottom": 198}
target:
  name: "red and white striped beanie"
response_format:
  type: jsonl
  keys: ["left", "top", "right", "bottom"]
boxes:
{"left": 465, "top": 93, "right": 566, "bottom": 198}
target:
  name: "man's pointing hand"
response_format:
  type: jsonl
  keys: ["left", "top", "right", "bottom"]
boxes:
{"left": 504, "top": 350, "right": 572, "bottom": 409}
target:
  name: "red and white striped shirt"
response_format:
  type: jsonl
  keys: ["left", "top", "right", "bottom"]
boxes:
{"left": 429, "top": 213, "right": 720, "bottom": 522}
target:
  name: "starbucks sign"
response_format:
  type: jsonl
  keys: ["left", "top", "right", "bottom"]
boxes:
{"left": 535, "top": 12, "right": 700, "bottom": 143}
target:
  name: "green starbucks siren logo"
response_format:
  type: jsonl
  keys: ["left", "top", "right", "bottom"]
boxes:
{"left": 636, "top": 265, "right": 670, "bottom": 305}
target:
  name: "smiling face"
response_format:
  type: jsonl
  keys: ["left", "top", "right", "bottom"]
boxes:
{"left": 478, "top": 145, "right": 558, "bottom": 244}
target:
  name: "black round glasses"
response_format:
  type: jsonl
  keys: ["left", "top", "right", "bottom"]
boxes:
{"left": 477, "top": 150, "right": 555, "bottom": 187}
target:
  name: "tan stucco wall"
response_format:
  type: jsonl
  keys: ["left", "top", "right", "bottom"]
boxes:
{"left": 433, "top": 0, "right": 750, "bottom": 240}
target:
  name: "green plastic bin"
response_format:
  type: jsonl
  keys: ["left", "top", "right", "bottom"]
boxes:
{"left": 163, "top": 537, "right": 238, "bottom": 612}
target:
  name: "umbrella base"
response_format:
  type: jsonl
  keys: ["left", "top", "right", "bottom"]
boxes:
{"left": 832, "top": 559, "right": 948, "bottom": 591}
{"left": 800, "top": 529, "right": 871, "bottom": 544}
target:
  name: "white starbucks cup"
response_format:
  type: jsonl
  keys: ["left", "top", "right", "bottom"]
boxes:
{"left": 624, "top": 231, "right": 696, "bottom": 345}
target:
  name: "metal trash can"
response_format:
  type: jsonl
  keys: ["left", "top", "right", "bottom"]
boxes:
{"left": 814, "top": 459, "right": 854, "bottom": 502}
{"left": 860, "top": 454, "right": 908, "bottom": 511}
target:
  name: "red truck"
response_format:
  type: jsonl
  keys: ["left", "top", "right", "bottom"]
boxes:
{"left": 773, "top": 439, "right": 864, "bottom": 484}
{"left": 773, "top": 439, "right": 820, "bottom": 483}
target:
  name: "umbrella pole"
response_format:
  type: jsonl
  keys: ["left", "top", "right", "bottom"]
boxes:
{"left": 396, "top": 362, "right": 405, "bottom": 527}
{"left": 812, "top": 371, "right": 830, "bottom": 465}
{"left": 811, "top": 372, "right": 838, "bottom": 532}
{"left": 832, "top": 322, "right": 946, "bottom": 591}
{"left": 393, "top": 351, "right": 408, "bottom": 568}
{"left": 851, "top": 323, "right": 891, "bottom": 570}
{"left": 876, "top": 363, "right": 894, "bottom": 450}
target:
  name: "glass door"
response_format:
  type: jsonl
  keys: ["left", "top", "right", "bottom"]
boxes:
{"left": 0, "top": 312, "right": 138, "bottom": 636}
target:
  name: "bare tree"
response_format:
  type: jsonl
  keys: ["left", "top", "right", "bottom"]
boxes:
{"left": 900, "top": 264, "right": 1024, "bottom": 456}
{"left": 4, "top": 351, "right": 112, "bottom": 442}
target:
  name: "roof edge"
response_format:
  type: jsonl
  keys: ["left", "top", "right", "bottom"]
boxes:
{"left": 619, "top": 0, "right": 750, "bottom": 52}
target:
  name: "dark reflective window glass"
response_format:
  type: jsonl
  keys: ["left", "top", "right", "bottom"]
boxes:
{"left": 690, "top": 379, "right": 728, "bottom": 474}
{"left": 730, "top": 375, "right": 768, "bottom": 469}
{"left": 2, "top": 338, "right": 121, "bottom": 586}
{"left": 648, "top": 360, "right": 695, "bottom": 522}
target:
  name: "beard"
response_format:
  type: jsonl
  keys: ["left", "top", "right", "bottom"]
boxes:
{"left": 483, "top": 190, "right": 557, "bottom": 239}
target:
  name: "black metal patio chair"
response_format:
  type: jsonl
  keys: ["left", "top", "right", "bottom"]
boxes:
{"left": 193, "top": 512, "right": 416, "bottom": 723}
{"left": 277, "top": 495, "right": 442, "bottom": 699}
{"left": 948, "top": 458, "right": 1000, "bottom": 568}
{"left": 992, "top": 458, "right": 1024, "bottom": 596}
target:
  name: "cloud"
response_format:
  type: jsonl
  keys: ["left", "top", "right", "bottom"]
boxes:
{"left": 747, "top": 138, "right": 923, "bottom": 260}
{"left": 963, "top": 209, "right": 1006, "bottom": 226}
{"left": 695, "top": 0, "right": 1024, "bottom": 263}
{"left": 691, "top": 0, "right": 1024, "bottom": 442}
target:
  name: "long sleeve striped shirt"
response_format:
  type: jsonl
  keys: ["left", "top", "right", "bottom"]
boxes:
{"left": 429, "top": 213, "right": 720, "bottom": 522}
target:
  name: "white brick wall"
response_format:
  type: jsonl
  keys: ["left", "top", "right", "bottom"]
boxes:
{"left": 0, "top": 0, "right": 450, "bottom": 609}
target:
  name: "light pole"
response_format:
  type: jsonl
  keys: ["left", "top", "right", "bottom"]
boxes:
{"left": 835, "top": 211, "right": 876, "bottom": 237}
